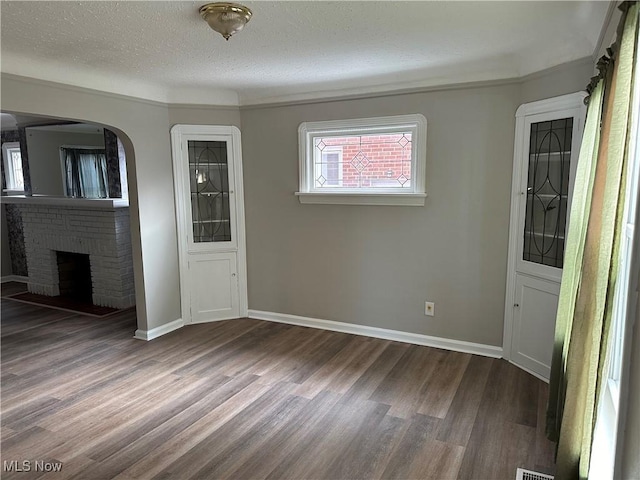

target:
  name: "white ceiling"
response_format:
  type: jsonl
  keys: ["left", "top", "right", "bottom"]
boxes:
{"left": 0, "top": 1, "right": 611, "bottom": 106}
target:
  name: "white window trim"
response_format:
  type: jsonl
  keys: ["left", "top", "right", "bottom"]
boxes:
{"left": 2, "top": 142, "right": 24, "bottom": 193}
{"left": 296, "top": 114, "right": 427, "bottom": 206}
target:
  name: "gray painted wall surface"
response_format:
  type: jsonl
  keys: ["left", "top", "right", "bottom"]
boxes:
{"left": 0, "top": 58, "right": 588, "bottom": 342}
{"left": 26, "top": 129, "right": 104, "bottom": 195}
{"left": 241, "top": 85, "right": 520, "bottom": 346}
{"left": 2, "top": 77, "right": 163, "bottom": 330}
{"left": 520, "top": 57, "right": 594, "bottom": 105}
{"left": 0, "top": 74, "right": 242, "bottom": 331}
{"left": 240, "top": 60, "right": 591, "bottom": 347}
{"left": 168, "top": 105, "right": 241, "bottom": 129}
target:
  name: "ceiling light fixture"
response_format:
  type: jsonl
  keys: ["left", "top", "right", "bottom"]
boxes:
{"left": 199, "top": 2, "right": 252, "bottom": 41}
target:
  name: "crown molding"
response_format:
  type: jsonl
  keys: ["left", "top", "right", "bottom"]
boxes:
{"left": 3, "top": 54, "right": 594, "bottom": 111}
{"left": 0, "top": 73, "right": 240, "bottom": 111}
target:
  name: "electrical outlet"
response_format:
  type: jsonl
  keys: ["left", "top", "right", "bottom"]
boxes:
{"left": 425, "top": 301, "right": 435, "bottom": 316}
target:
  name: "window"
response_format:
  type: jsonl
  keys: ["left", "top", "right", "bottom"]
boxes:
{"left": 589, "top": 39, "right": 640, "bottom": 479}
{"left": 297, "top": 114, "right": 427, "bottom": 205}
{"left": 2, "top": 142, "right": 24, "bottom": 192}
{"left": 60, "top": 146, "right": 108, "bottom": 198}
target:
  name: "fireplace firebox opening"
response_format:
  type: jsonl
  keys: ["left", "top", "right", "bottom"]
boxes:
{"left": 56, "top": 251, "right": 92, "bottom": 302}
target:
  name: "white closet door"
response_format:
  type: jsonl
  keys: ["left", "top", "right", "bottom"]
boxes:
{"left": 171, "top": 125, "right": 248, "bottom": 325}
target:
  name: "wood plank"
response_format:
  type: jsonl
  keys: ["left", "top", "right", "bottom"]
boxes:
{"left": 417, "top": 350, "right": 470, "bottom": 418}
{"left": 535, "top": 382, "right": 557, "bottom": 475}
{"left": 265, "top": 399, "right": 390, "bottom": 480}
{"left": 435, "top": 355, "right": 493, "bottom": 446}
{"left": 370, "top": 344, "right": 440, "bottom": 418}
{"left": 379, "top": 413, "right": 441, "bottom": 479}
{"left": 117, "top": 380, "right": 274, "bottom": 479}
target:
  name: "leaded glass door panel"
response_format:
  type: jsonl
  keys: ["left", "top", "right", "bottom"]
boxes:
{"left": 188, "top": 140, "right": 233, "bottom": 245}
{"left": 515, "top": 109, "right": 582, "bottom": 283}
{"left": 182, "top": 135, "right": 238, "bottom": 252}
{"left": 522, "top": 118, "right": 573, "bottom": 269}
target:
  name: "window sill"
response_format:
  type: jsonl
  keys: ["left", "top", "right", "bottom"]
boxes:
{"left": 0, "top": 195, "right": 129, "bottom": 209}
{"left": 2, "top": 189, "right": 26, "bottom": 196}
{"left": 295, "top": 192, "right": 427, "bottom": 206}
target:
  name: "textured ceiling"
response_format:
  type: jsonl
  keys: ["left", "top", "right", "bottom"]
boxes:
{"left": 0, "top": 1, "right": 611, "bottom": 106}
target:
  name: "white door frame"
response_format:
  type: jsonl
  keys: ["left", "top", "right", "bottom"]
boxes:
{"left": 503, "top": 92, "right": 586, "bottom": 373}
{"left": 170, "top": 124, "right": 248, "bottom": 324}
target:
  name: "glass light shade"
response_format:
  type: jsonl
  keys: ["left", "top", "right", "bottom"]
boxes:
{"left": 199, "top": 3, "right": 252, "bottom": 41}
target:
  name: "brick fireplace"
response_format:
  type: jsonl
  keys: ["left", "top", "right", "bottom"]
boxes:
{"left": 12, "top": 197, "right": 135, "bottom": 309}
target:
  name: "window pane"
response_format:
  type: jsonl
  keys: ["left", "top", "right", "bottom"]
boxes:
{"left": 314, "top": 133, "right": 412, "bottom": 189}
{"left": 9, "top": 149, "right": 24, "bottom": 190}
{"left": 188, "top": 140, "right": 232, "bottom": 243}
{"left": 62, "top": 148, "right": 108, "bottom": 198}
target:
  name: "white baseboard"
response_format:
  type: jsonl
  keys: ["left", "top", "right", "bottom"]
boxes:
{"left": 1, "top": 275, "right": 28, "bottom": 283}
{"left": 134, "top": 318, "right": 184, "bottom": 341}
{"left": 248, "top": 310, "right": 503, "bottom": 359}
{"left": 506, "top": 359, "right": 550, "bottom": 383}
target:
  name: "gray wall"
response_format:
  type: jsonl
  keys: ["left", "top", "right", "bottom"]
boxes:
{"left": 0, "top": 74, "right": 240, "bottom": 332}
{"left": 239, "top": 60, "right": 590, "bottom": 347}
{"left": 26, "top": 129, "right": 104, "bottom": 195}
{"left": 520, "top": 57, "right": 594, "bottom": 104}
{"left": 0, "top": 55, "right": 589, "bottom": 344}
{"left": 168, "top": 104, "right": 241, "bottom": 128}
{"left": 242, "top": 84, "right": 519, "bottom": 346}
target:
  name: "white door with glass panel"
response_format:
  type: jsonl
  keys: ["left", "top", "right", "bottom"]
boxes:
{"left": 504, "top": 93, "right": 586, "bottom": 380}
{"left": 170, "top": 125, "right": 248, "bottom": 324}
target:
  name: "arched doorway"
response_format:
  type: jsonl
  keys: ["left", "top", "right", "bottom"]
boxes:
{"left": 1, "top": 112, "right": 142, "bottom": 328}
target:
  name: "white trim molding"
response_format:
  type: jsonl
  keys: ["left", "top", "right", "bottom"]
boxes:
{"left": 295, "top": 192, "right": 427, "bottom": 206}
{"left": 1, "top": 275, "right": 28, "bottom": 283}
{"left": 297, "top": 114, "right": 427, "bottom": 206}
{"left": 515, "top": 91, "right": 587, "bottom": 117}
{"left": 248, "top": 310, "right": 503, "bottom": 358}
{"left": 134, "top": 318, "right": 184, "bottom": 341}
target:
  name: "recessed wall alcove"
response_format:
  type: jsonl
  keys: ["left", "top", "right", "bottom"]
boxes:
{"left": 1, "top": 112, "right": 138, "bottom": 311}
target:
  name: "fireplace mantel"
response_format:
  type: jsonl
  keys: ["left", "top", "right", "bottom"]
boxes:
{"left": 1, "top": 195, "right": 129, "bottom": 209}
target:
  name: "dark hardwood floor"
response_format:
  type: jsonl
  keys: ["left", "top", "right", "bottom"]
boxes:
{"left": 1, "top": 282, "right": 556, "bottom": 479}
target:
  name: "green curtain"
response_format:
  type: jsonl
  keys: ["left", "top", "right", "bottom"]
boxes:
{"left": 546, "top": 2, "right": 639, "bottom": 479}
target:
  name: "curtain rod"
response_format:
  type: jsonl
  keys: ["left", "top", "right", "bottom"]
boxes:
{"left": 585, "top": 1, "right": 637, "bottom": 104}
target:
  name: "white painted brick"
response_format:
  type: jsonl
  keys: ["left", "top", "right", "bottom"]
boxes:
{"left": 21, "top": 204, "right": 135, "bottom": 308}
